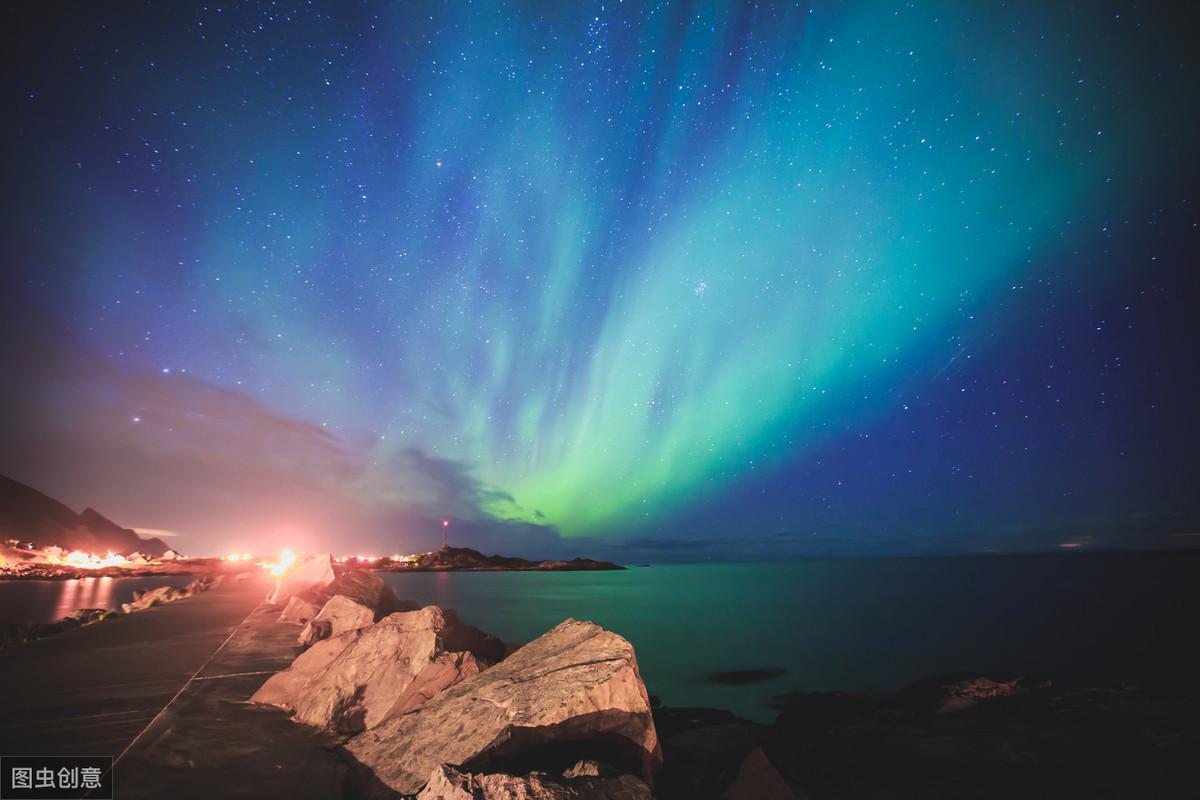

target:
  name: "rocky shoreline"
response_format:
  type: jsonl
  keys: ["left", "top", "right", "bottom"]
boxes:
{"left": 0, "top": 554, "right": 253, "bottom": 581}
{"left": 245, "top": 556, "right": 1198, "bottom": 798}
{"left": 0, "top": 546, "right": 622, "bottom": 581}
{"left": 250, "top": 554, "right": 663, "bottom": 798}
{"left": 0, "top": 572, "right": 237, "bottom": 649}
{"left": 5, "top": 555, "right": 1194, "bottom": 797}
{"left": 371, "top": 545, "right": 625, "bottom": 572}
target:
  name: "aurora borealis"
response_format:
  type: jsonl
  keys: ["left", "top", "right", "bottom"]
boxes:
{"left": 1, "top": 1, "right": 1197, "bottom": 557}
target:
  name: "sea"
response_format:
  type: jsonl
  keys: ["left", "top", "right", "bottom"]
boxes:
{"left": 3, "top": 553, "right": 1197, "bottom": 721}
{"left": 0, "top": 575, "right": 196, "bottom": 627}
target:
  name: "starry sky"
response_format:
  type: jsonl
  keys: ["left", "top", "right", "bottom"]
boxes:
{"left": 1, "top": 1, "right": 1197, "bottom": 559}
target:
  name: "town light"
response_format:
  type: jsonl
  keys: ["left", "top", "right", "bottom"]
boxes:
{"left": 56, "top": 551, "right": 131, "bottom": 569}
{"left": 265, "top": 548, "right": 296, "bottom": 576}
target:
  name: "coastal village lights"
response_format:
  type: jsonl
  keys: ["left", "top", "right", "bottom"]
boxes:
{"left": 51, "top": 550, "right": 131, "bottom": 570}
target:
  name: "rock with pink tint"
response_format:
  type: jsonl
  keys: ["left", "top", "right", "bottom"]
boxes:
{"left": 722, "top": 747, "right": 805, "bottom": 800}
{"left": 278, "top": 594, "right": 321, "bottom": 624}
{"left": 252, "top": 605, "right": 501, "bottom": 734}
{"left": 417, "top": 765, "right": 653, "bottom": 800}
{"left": 267, "top": 553, "right": 335, "bottom": 606}
{"left": 297, "top": 594, "right": 376, "bottom": 647}
{"left": 346, "top": 618, "right": 661, "bottom": 797}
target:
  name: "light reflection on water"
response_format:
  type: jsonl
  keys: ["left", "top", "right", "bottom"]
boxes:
{"left": 379, "top": 556, "right": 1200, "bottom": 721}
{"left": 52, "top": 577, "right": 115, "bottom": 621}
{"left": 0, "top": 575, "right": 196, "bottom": 626}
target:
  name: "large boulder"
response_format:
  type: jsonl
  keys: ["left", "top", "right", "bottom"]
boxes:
{"left": 253, "top": 605, "right": 503, "bottom": 733}
{"left": 278, "top": 594, "right": 322, "bottom": 624}
{"left": 272, "top": 559, "right": 407, "bottom": 621}
{"left": 417, "top": 765, "right": 653, "bottom": 799}
{"left": 346, "top": 618, "right": 661, "bottom": 797}
{"left": 298, "top": 594, "right": 375, "bottom": 647}
{"left": 249, "top": 629, "right": 354, "bottom": 713}
{"left": 301, "top": 565, "right": 398, "bottom": 614}
{"left": 266, "top": 553, "right": 336, "bottom": 606}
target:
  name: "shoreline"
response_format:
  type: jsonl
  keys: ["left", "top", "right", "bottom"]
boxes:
{"left": 2, "top": 562, "right": 1197, "bottom": 797}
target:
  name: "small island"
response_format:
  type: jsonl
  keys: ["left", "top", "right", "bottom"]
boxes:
{"left": 373, "top": 545, "right": 624, "bottom": 572}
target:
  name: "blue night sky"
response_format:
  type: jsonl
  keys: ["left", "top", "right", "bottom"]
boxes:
{"left": 1, "top": 1, "right": 1197, "bottom": 559}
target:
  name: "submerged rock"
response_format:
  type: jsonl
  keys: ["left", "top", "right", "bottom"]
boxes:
{"left": 253, "top": 605, "right": 501, "bottom": 733}
{"left": 893, "top": 673, "right": 1046, "bottom": 715}
{"left": 186, "top": 574, "right": 225, "bottom": 594}
{"left": 118, "top": 573, "right": 225, "bottom": 615}
{"left": 122, "top": 584, "right": 189, "bottom": 613}
{"left": 64, "top": 607, "right": 118, "bottom": 625}
{"left": 417, "top": 765, "right": 653, "bottom": 800}
{"left": 707, "top": 668, "right": 786, "bottom": 686}
{"left": 345, "top": 618, "right": 661, "bottom": 797}
{"left": 1, "top": 607, "right": 124, "bottom": 650}
{"left": 759, "top": 676, "right": 1200, "bottom": 799}
{"left": 297, "top": 594, "right": 376, "bottom": 647}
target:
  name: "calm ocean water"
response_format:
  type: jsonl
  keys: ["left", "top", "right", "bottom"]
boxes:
{"left": 2, "top": 554, "right": 1196, "bottom": 720}
{"left": 379, "top": 554, "right": 1200, "bottom": 720}
{"left": 0, "top": 575, "right": 196, "bottom": 627}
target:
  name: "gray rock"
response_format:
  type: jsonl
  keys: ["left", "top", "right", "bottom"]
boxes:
{"left": 346, "top": 618, "right": 661, "bottom": 797}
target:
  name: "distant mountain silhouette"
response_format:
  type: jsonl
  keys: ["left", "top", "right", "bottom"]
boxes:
{"left": 0, "top": 475, "right": 169, "bottom": 556}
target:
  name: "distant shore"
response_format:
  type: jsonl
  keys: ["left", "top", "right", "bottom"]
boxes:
{"left": 372, "top": 545, "right": 624, "bottom": 572}
{"left": 0, "top": 545, "right": 623, "bottom": 581}
{"left": 0, "top": 556, "right": 235, "bottom": 582}
{"left": 3, "top": 558, "right": 1195, "bottom": 798}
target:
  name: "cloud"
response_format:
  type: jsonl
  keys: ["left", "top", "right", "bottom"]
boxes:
{"left": 0, "top": 307, "right": 569, "bottom": 557}
{"left": 134, "top": 528, "right": 184, "bottom": 539}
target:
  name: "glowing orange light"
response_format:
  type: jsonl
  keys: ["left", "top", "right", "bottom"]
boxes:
{"left": 264, "top": 548, "right": 296, "bottom": 576}
{"left": 55, "top": 550, "right": 131, "bottom": 570}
